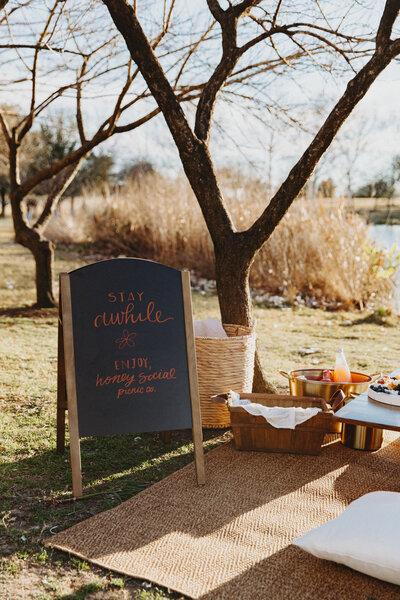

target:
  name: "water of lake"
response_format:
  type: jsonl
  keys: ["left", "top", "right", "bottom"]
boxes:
{"left": 369, "top": 225, "right": 400, "bottom": 314}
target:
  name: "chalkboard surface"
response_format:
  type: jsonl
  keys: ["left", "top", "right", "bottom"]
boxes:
{"left": 66, "top": 258, "right": 193, "bottom": 437}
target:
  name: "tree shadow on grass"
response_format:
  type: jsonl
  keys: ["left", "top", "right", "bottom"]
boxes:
{"left": 0, "top": 428, "right": 229, "bottom": 548}
{"left": 0, "top": 306, "right": 58, "bottom": 318}
{"left": 0, "top": 431, "right": 212, "bottom": 553}
{"left": 55, "top": 581, "right": 104, "bottom": 600}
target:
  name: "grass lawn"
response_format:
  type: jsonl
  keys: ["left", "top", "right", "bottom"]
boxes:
{"left": 1, "top": 215, "right": 399, "bottom": 599}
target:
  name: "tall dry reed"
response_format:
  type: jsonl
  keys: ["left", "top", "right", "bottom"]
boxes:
{"left": 48, "top": 170, "right": 398, "bottom": 309}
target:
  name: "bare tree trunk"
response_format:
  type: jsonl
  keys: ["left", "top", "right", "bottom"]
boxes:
{"left": 9, "top": 162, "right": 82, "bottom": 308}
{"left": 13, "top": 216, "right": 56, "bottom": 307}
{"left": 8, "top": 142, "right": 56, "bottom": 307}
{"left": 10, "top": 187, "right": 56, "bottom": 307}
{"left": 32, "top": 236, "right": 55, "bottom": 307}
{"left": 214, "top": 243, "right": 276, "bottom": 393}
{"left": 0, "top": 187, "right": 6, "bottom": 217}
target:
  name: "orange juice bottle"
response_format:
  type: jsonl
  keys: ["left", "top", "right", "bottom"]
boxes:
{"left": 333, "top": 348, "right": 351, "bottom": 382}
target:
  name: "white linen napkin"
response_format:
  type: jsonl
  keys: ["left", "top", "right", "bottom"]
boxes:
{"left": 230, "top": 391, "right": 321, "bottom": 430}
{"left": 194, "top": 318, "right": 228, "bottom": 338}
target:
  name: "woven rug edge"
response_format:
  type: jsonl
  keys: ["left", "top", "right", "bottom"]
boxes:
{"left": 42, "top": 538, "right": 198, "bottom": 599}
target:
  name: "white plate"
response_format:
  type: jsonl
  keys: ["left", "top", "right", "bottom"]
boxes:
{"left": 368, "top": 387, "right": 400, "bottom": 407}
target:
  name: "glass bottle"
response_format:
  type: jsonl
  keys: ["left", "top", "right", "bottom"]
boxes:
{"left": 321, "top": 369, "right": 333, "bottom": 382}
{"left": 333, "top": 348, "right": 351, "bottom": 383}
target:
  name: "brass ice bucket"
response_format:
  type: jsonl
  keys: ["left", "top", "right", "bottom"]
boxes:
{"left": 341, "top": 421, "right": 383, "bottom": 451}
{"left": 278, "top": 369, "right": 380, "bottom": 434}
{"left": 340, "top": 392, "right": 384, "bottom": 451}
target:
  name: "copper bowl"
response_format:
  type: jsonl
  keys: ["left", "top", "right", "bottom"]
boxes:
{"left": 278, "top": 369, "right": 380, "bottom": 433}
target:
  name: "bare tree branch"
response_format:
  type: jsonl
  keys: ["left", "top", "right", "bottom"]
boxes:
{"left": 76, "top": 58, "right": 88, "bottom": 144}
{"left": 272, "top": 0, "right": 283, "bottom": 26}
{"left": 280, "top": 29, "right": 354, "bottom": 69}
{"left": 114, "top": 90, "right": 202, "bottom": 134}
{"left": 102, "top": 1, "right": 197, "bottom": 150}
{"left": 244, "top": 25, "right": 400, "bottom": 253}
{"left": 103, "top": 0, "right": 235, "bottom": 240}
{"left": 229, "top": 0, "right": 263, "bottom": 19}
{"left": 19, "top": 86, "right": 196, "bottom": 196}
{"left": 173, "top": 20, "right": 217, "bottom": 90}
{"left": 0, "top": 44, "right": 88, "bottom": 55}
{"left": 113, "top": 106, "right": 162, "bottom": 134}
{"left": 195, "top": 1, "right": 266, "bottom": 140}
{"left": 194, "top": 0, "right": 366, "bottom": 142}
{"left": 17, "top": 0, "right": 62, "bottom": 143}
{"left": 194, "top": 23, "right": 240, "bottom": 138}
{"left": 206, "top": 0, "right": 225, "bottom": 23}
{"left": 390, "top": 36, "right": 400, "bottom": 56}
{"left": 376, "top": 0, "right": 400, "bottom": 50}
{"left": 0, "top": 110, "right": 11, "bottom": 145}
{"left": 279, "top": 21, "right": 371, "bottom": 44}
{"left": 33, "top": 161, "right": 83, "bottom": 231}
{"left": 225, "top": 51, "right": 304, "bottom": 82}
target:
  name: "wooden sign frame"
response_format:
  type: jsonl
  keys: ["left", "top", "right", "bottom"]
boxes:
{"left": 57, "top": 267, "right": 205, "bottom": 497}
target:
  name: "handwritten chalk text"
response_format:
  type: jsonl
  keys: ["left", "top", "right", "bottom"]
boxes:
{"left": 96, "top": 372, "right": 136, "bottom": 388}
{"left": 138, "top": 368, "right": 176, "bottom": 384}
{"left": 108, "top": 291, "right": 144, "bottom": 303}
{"left": 94, "top": 301, "right": 173, "bottom": 328}
{"left": 114, "top": 357, "right": 149, "bottom": 370}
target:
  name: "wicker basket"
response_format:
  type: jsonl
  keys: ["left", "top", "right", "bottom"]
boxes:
{"left": 195, "top": 324, "right": 256, "bottom": 428}
{"left": 212, "top": 392, "right": 333, "bottom": 455}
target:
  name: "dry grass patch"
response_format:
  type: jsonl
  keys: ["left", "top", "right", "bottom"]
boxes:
{"left": 46, "top": 170, "right": 398, "bottom": 310}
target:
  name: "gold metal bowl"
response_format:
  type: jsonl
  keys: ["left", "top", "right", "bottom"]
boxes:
{"left": 279, "top": 369, "right": 380, "bottom": 403}
{"left": 278, "top": 369, "right": 380, "bottom": 434}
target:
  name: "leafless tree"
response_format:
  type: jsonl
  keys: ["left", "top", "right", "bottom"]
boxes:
{"left": 1, "top": 0, "right": 379, "bottom": 309}
{"left": 101, "top": 0, "right": 400, "bottom": 391}
{"left": 0, "top": 0, "right": 209, "bottom": 306}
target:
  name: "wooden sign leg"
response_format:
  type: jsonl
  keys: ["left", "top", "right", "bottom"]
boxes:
{"left": 57, "top": 314, "right": 67, "bottom": 454}
{"left": 68, "top": 409, "right": 83, "bottom": 498}
{"left": 192, "top": 419, "right": 206, "bottom": 486}
{"left": 60, "top": 273, "right": 83, "bottom": 497}
{"left": 181, "top": 271, "right": 205, "bottom": 485}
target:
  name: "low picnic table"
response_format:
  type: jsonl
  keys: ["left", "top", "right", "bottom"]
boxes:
{"left": 333, "top": 369, "right": 400, "bottom": 436}
{"left": 333, "top": 392, "right": 400, "bottom": 433}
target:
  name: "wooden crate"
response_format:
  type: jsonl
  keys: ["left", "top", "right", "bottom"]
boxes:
{"left": 212, "top": 392, "right": 333, "bottom": 455}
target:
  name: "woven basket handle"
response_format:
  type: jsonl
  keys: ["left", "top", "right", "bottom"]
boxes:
{"left": 329, "top": 389, "right": 345, "bottom": 412}
{"left": 211, "top": 393, "right": 230, "bottom": 406}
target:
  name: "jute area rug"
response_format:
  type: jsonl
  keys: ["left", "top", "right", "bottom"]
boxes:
{"left": 45, "top": 433, "right": 400, "bottom": 600}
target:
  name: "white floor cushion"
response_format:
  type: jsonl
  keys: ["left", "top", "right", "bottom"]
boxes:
{"left": 292, "top": 491, "right": 400, "bottom": 585}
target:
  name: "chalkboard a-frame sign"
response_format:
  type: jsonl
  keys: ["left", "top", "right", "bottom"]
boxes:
{"left": 57, "top": 258, "right": 205, "bottom": 497}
